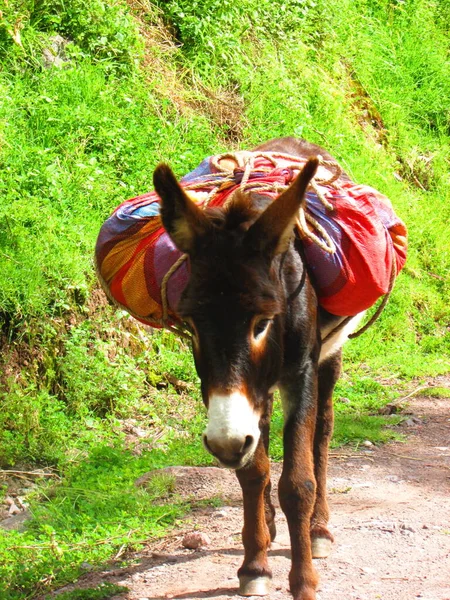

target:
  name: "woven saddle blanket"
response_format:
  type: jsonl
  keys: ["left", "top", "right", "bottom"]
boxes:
{"left": 95, "top": 152, "right": 407, "bottom": 329}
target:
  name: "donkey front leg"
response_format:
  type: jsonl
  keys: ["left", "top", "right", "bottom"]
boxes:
{"left": 279, "top": 380, "right": 319, "bottom": 600}
{"left": 236, "top": 439, "right": 273, "bottom": 596}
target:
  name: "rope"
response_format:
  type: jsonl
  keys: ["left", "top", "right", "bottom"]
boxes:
{"left": 160, "top": 253, "right": 191, "bottom": 339}
{"left": 195, "top": 151, "right": 341, "bottom": 251}
{"left": 297, "top": 210, "right": 336, "bottom": 254}
{"left": 348, "top": 258, "right": 397, "bottom": 339}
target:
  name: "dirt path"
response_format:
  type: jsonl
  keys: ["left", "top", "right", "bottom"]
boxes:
{"left": 55, "top": 393, "right": 450, "bottom": 600}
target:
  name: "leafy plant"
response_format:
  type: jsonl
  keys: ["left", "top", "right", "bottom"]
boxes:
{"left": 0, "top": 0, "right": 142, "bottom": 71}
{"left": 45, "top": 583, "right": 128, "bottom": 600}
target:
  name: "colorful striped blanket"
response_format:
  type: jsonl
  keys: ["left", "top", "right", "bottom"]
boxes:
{"left": 95, "top": 152, "right": 407, "bottom": 328}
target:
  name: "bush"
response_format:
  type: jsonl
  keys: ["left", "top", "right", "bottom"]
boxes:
{"left": 153, "top": 0, "right": 316, "bottom": 69}
{"left": 59, "top": 321, "right": 147, "bottom": 417}
{"left": 0, "top": 0, "right": 142, "bottom": 71}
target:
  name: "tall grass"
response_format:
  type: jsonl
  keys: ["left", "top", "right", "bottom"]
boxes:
{"left": 0, "top": 63, "right": 218, "bottom": 328}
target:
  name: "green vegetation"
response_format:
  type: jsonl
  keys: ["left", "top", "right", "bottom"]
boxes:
{"left": 45, "top": 584, "right": 129, "bottom": 600}
{"left": 417, "top": 386, "right": 450, "bottom": 399}
{"left": 0, "top": 0, "right": 449, "bottom": 597}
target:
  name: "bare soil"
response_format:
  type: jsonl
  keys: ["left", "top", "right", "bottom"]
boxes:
{"left": 53, "top": 393, "right": 450, "bottom": 600}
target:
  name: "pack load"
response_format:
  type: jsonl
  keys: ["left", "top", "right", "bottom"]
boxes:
{"left": 95, "top": 152, "right": 407, "bottom": 329}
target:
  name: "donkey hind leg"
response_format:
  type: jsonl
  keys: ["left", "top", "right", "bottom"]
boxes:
{"left": 236, "top": 437, "right": 273, "bottom": 596}
{"left": 264, "top": 479, "right": 276, "bottom": 542}
{"left": 310, "top": 352, "right": 342, "bottom": 559}
{"left": 260, "top": 400, "right": 276, "bottom": 542}
{"left": 279, "top": 380, "right": 319, "bottom": 600}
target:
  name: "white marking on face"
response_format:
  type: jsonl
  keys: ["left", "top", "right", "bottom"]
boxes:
{"left": 204, "top": 391, "right": 261, "bottom": 464}
{"left": 319, "top": 312, "right": 366, "bottom": 363}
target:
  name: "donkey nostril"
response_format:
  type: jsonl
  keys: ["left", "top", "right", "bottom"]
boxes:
{"left": 243, "top": 435, "right": 254, "bottom": 452}
{"left": 203, "top": 436, "right": 221, "bottom": 459}
{"left": 204, "top": 433, "right": 255, "bottom": 464}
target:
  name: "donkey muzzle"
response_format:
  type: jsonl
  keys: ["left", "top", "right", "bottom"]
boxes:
{"left": 203, "top": 391, "right": 261, "bottom": 469}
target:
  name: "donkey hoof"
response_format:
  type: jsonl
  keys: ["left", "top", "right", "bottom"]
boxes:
{"left": 238, "top": 575, "right": 271, "bottom": 596}
{"left": 311, "top": 536, "right": 332, "bottom": 559}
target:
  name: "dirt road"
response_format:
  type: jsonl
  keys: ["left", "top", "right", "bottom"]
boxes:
{"left": 55, "top": 394, "right": 450, "bottom": 600}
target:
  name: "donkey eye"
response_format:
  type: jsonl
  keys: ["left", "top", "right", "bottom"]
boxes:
{"left": 253, "top": 318, "right": 272, "bottom": 339}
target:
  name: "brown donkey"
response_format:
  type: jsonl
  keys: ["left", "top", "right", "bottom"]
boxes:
{"left": 152, "top": 138, "right": 369, "bottom": 600}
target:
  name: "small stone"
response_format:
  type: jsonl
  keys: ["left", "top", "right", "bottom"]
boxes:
{"left": 8, "top": 502, "right": 21, "bottom": 516}
{"left": 0, "top": 510, "right": 32, "bottom": 531}
{"left": 378, "top": 403, "right": 398, "bottom": 415}
{"left": 404, "top": 417, "right": 422, "bottom": 427}
{"left": 42, "top": 35, "right": 69, "bottom": 68}
{"left": 361, "top": 566, "right": 376, "bottom": 574}
{"left": 182, "top": 531, "right": 211, "bottom": 549}
{"left": 362, "top": 440, "right": 373, "bottom": 447}
{"left": 132, "top": 426, "right": 149, "bottom": 438}
{"left": 370, "top": 520, "right": 396, "bottom": 532}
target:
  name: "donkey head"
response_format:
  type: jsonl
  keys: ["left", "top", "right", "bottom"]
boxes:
{"left": 153, "top": 159, "right": 318, "bottom": 469}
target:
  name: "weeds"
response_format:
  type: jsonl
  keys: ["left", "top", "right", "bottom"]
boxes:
{"left": 44, "top": 584, "right": 129, "bottom": 600}
{"left": 0, "top": 0, "right": 142, "bottom": 72}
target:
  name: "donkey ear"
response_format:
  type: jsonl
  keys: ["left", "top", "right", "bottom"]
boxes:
{"left": 153, "top": 163, "right": 212, "bottom": 254}
{"left": 245, "top": 157, "right": 319, "bottom": 257}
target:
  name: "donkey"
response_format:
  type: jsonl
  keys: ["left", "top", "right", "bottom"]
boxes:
{"left": 152, "top": 138, "right": 365, "bottom": 600}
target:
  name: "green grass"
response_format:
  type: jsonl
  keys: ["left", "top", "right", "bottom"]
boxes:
{"left": 0, "top": 62, "right": 219, "bottom": 329}
{"left": 0, "top": 421, "right": 211, "bottom": 599}
{"left": 0, "top": 0, "right": 449, "bottom": 597}
{"left": 45, "top": 584, "right": 128, "bottom": 600}
{"left": 418, "top": 386, "right": 450, "bottom": 399}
